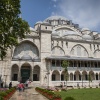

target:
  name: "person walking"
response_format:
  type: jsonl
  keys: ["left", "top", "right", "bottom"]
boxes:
{"left": 9, "top": 82, "right": 12, "bottom": 89}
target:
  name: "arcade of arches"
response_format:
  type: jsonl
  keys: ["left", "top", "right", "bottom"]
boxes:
{"left": 11, "top": 63, "right": 40, "bottom": 83}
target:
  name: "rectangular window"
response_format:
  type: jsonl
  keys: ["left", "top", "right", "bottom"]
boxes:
{"left": 13, "top": 74, "right": 18, "bottom": 81}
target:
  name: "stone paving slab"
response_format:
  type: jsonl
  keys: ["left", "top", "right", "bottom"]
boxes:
{"left": 10, "top": 87, "right": 48, "bottom": 100}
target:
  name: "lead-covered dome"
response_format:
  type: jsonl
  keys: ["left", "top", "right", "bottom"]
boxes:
{"left": 44, "top": 16, "right": 69, "bottom": 26}
{"left": 45, "top": 16, "right": 68, "bottom": 21}
{"left": 82, "top": 34, "right": 93, "bottom": 40}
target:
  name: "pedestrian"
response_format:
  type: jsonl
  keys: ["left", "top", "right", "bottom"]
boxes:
{"left": 17, "top": 82, "right": 22, "bottom": 92}
{"left": 1, "top": 82, "right": 3, "bottom": 88}
{"left": 9, "top": 82, "right": 12, "bottom": 89}
{"left": 21, "top": 83, "right": 25, "bottom": 92}
{"left": 25, "top": 79, "right": 29, "bottom": 88}
{"left": 60, "top": 82, "right": 63, "bottom": 88}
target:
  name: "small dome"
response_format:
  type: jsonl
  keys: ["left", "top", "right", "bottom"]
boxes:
{"left": 21, "top": 55, "right": 32, "bottom": 60}
{"left": 42, "top": 21, "right": 50, "bottom": 25}
{"left": 29, "top": 27, "right": 36, "bottom": 31}
{"left": 36, "top": 21, "right": 42, "bottom": 24}
{"left": 82, "top": 34, "right": 93, "bottom": 40}
{"left": 45, "top": 16, "right": 68, "bottom": 21}
{"left": 63, "top": 31, "right": 80, "bottom": 36}
{"left": 81, "top": 28, "right": 90, "bottom": 31}
{"left": 13, "top": 55, "right": 20, "bottom": 59}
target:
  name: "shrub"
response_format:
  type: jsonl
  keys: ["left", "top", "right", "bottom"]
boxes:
{"left": 0, "top": 92, "right": 7, "bottom": 97}
{"left": 0, "top": 96, "right": 3, "bottom": 100}
{"left": 64, "top": 97, "right": 75, "bottom": 100}
{"left": 52, "top": 94, "right": 61, "bottom": 99}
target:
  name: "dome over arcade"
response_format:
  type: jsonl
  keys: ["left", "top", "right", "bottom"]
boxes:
{"left": 81, "top": 28, "right": 90, "bottom": 31}
{"left": 21, "top": 55, "right": 32, "bottom": 60}
{"left": 35, "top": 21, "right": 43, "bottom": 24}
{"left": 82, "top": 34, "right": 93, "bottom": 40}
{"left": 45, "top": 15, "right": 68, "bottom": 21}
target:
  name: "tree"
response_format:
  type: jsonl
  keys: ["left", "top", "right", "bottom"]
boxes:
{"left": 0, "top": 0, "right": 30, "bottom": 59}
{"left": 62, "top": 60, "right": 69, "bottom": 89}
{"left": 88, "top": 73, "right": 92, "bottom": 87}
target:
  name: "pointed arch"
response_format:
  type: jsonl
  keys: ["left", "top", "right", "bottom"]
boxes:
{"left": 89, "top": 71, "right": 95, "bottom": 80}
{"left": 96, "top": 73, "right": 98, "bottom": 80}
{"left": 61, "top": 70, "right": 69, "bottom": 81}
{"left": 94, "top": 49, "right": 100, "bottom": 58}
{"left": 52, "top": 70, "right": 60, "bottom": 81}
{"left": 11, "top": 64, "right": 19, "bottom": 81}
{"left": 82, "top": 71, "right": 88, "bottom": 80}
{"left": 74, "top": 70, "right": 81, "bottom": 81}
{"left": 13, "top": 40, "right": 39, "bottom": 60}
{"left": 70, "top": 73, "right": 73, "bottom": 81}
{"left": 52, "top": 46, "right": 65, "bottom": 56}
{"left": 33, "top": 65, "right": 40, "bottom": 81}
{"left": 21, "top": 63, "right": 32, "bottom": 82}
{"left": 70, "top": 44, "right": 89, "bottom": 57}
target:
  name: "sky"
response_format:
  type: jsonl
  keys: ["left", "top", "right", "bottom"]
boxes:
{"left": 21, "top": 0, "right": 100, "bottom": 32}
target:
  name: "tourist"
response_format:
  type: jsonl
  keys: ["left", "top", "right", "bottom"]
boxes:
{"left": 17, "top": 82, "right": 22, "bottom": 92}
{"left": 21, "top": 83, "right": 25, "bottom": 92}
{"left": 25, "top": 79, "right": 29, "bottom": 88}
{"left": 60, "top": 82, "right": 63, "bottom": 88}
{"left": 9, "top": 82, "right": 12, "bottom": 89}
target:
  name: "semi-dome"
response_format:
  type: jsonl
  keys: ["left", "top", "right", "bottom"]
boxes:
{"left": 13, "top": 55, "right": 20, "bottom": 59}
{"left": 42, "top": 21, "right": 50, "bottom": 25}
{"left": 36, "top": 21, "right": 42, "bottom": 24}
{"left": 82, "top": 34, "right": 93, "bottom": 40}
{"left": 81, "top": 28, "right": 90, "bottom": 31}
{"left": 21, "top": 55, "right": 32, "bottom": 60}
{"left": 63, "top": 31, "right": 80, "bottom": 36}
{"left": 44, "top": 15, "right": 68, "bottom": 21}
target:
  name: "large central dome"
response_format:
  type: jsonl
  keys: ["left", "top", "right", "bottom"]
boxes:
{"left": 44, "top": 16, "right": 69, "bottom": 26}
{"left": 44, "top": 15, "right": 68, "bottom": 21}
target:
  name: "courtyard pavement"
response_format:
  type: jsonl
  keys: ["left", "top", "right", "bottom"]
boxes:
{"left": 10, "top": 87, "right": 48, "bottom": 100}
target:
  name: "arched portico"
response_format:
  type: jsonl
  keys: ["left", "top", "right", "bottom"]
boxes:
{"left": 21, "top": 63, "right": 32, "bottom": 83}
{"left": 33, "top": 65, "right": 40, "bottom": 81}
{"left": 52, "top": 70, "right": 60, "bottom": 81}
{"left": 11, "top": 64, "right": 19, "bottom": 81}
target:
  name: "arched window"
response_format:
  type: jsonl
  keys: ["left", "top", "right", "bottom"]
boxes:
{"left": 52, "top": 46, "right": 64, "bottom": 56}
{"left": 71, "top": 49, "right": 74, "bottom": 55}
{"left": 71, "top": 45, "right": 88, "bottom": 57}
{"left": 84, "top": 50, "right": 87, "bottom": 56}
{"left": 77, "top": 46, "right": 81, "bottom": 56}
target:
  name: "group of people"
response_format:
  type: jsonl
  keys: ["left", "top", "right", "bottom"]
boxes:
{"left": 17, "top": 79, "right": 31, "bottom": 92}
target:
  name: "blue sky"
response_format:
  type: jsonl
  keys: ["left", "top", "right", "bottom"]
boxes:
{"left": 21, "top": 0, "right": 100, "bottom": 32}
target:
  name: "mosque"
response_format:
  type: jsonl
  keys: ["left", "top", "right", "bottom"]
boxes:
{"left": 0, "top": 16, "right": 100, "bottom": 87}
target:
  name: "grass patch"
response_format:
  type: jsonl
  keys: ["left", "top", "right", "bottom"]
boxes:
{"left": 57, "top": 88, "right": 100, "bottom": 100}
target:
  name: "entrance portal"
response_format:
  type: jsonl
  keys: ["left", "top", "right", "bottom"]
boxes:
{"left": 21, "top": 64, "right": 31, "bottom": 83}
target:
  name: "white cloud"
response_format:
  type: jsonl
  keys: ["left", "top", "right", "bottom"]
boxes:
{"left": 52, "top": 0, "right": 57, "bottom": 2}
{"left": 53, "top": 4, "right": 57, "bottom": 8}
{"left": 54, "top": 0, "right": 100, "bottom": 31}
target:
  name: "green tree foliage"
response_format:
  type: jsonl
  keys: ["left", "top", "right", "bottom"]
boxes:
{"left": 62, "top": 60, "right": 69, "bottom": 88}
{"left": 0, "top": 0, "right": 30, "bottom": 59}
{"left": 88, "top": 73, "right": 92, "bottom": 87}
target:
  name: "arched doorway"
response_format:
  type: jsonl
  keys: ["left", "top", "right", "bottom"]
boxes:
{"left": 33, "top": 65, "right": 40, "bottom": 81}
{"left": 11, "top": 64, "right": 19, "bottom": 81}
{"left": 21, "top": 63, "right": 31, "bottom": 83}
